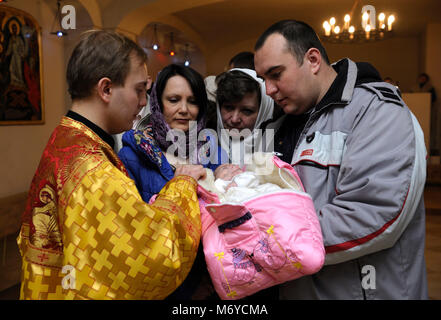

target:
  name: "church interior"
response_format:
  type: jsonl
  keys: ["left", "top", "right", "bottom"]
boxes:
{"left": 0, "top": 0, "right": 440, "bottom": 300}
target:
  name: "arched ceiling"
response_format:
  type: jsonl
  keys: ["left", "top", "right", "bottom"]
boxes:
{"left": 96, "top": 0, "right": 441, "bottom": 48}
{"left": 42, "top": 0, "right": 441, "bottom": 59}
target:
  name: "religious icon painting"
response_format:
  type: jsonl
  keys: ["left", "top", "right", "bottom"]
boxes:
{"left": 0, "top": 6, "right": 44, "bottom": 125}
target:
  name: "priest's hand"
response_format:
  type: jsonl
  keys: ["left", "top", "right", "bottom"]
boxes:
{"left": 174, "top": 164, "right": 206, "bottom": 181}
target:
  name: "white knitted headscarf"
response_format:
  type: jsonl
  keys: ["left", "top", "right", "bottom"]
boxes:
{"left": 204, "top": 75, "right": 217, "bottom": 103}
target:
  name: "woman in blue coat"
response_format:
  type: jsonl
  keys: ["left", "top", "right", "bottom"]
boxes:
{"left": 119, "top": 64, "right": 229, "bottom": 202}
{"left": 119, "top": 64, "right": 235, "bottom": 299}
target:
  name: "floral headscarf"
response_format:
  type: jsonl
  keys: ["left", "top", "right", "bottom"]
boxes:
{"left": 147, "top": 79, "right": 208, "bottom": 162}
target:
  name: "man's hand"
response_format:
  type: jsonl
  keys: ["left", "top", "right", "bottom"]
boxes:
{"left": 214, "top": 164, "right": 243, "bottom": 181}
{"left": 174, "top": 164, "right": 206, "bottom": 181}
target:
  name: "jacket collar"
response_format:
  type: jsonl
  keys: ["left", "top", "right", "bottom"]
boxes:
{"left": 314, "top": 58, "right": 355, "bottom": 112}
{"left": 314, "top": 58, "right": 382, "bottom": 113}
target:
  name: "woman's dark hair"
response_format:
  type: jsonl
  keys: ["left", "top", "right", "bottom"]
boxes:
{"left": 67, "top": 30, "right": 147, "bottom": 101}
{"left": 155, "top": 64, "right": 208, "bottom": 121}
{"left": 216, "top": 70, "right": 261, "bottom": 108}
{"left": 255, "top": 20, "right": 330, "bottom": 65}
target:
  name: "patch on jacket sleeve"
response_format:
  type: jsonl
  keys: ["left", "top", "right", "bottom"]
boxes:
{"left": 291, "top": 131, "right": 347, "bottom": 166}
{"left": 359, "top": 82, "right": 404, "bottom": 106}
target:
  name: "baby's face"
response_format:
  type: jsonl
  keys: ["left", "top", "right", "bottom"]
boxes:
{"left": 224, "top": 171, "right": 259, "bottom": 191}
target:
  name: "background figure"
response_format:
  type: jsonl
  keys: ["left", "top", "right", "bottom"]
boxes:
{"left": 254, "top": 19, "right": 427, "bottom": 299}
{"left": 412, "top": 73, "right": 437, "bottom": 103}
{"left": 229, "top": 51, "right": 255, "bottom": 70}
{"left": 411, "top": 73, "right": 438, "bottom": 155}
{"left": 384, "top": 77, "right": 394, "bottom": 85}
{"left": 5, "top": 21, "right": 28, "bottom": 89}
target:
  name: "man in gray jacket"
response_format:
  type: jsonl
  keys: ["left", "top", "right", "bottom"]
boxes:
{"left": 254, "top": 20, "right": 428, "bottom": 299}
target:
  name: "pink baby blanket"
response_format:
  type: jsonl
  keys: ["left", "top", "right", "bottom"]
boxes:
{"left": 198, "top": 154, "right": 325, "bottom": 300}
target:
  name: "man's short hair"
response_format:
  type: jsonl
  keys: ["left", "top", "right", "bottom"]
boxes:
{"left": 216, "top": 70, "right": 261, "bottom": 108}
{"left": 255, "top": 20, "right": 330, "bottom": 65}
{"left": 67, "top": 30, "right": 148, "bottom": 101}
{"left": 229, "top": 51, "right": 255, "bottom": 70}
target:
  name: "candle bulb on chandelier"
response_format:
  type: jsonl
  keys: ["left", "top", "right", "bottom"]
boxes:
{"left": 330, "top": 17, "right": 336, "bottom": 32}
{"left": 378, "top": 13, "right": 386, "bottom": 29}
{"left": 323, "top": 21, "right": 331, "bottom": 36}
{"left": 349, "top": 25, "right": 355, "bottom": 39}
{"left": 388, "top": 15, "right": 395, "bottom": 31}
{"left": 365, "top": 24, "right": 371, "bottom": 39}
{"left": 344, "top": 14, "right": 350, "bottom": 30}
{"left": 362, "top": 11, "right": 369, "bottom": 32}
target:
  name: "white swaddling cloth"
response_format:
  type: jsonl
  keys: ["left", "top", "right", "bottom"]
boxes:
{"left": 215, "top": 171, "right": 282, "bottom": 203}
{"left": 198, "top": 152, "right": 303, "bottom": 203}
{"left": 200, "top": 170, "right": 283, "bottom": 203}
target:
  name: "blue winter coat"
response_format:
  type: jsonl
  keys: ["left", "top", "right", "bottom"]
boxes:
{"left": 119, "top": 126, "right": 224, "bottom": 203}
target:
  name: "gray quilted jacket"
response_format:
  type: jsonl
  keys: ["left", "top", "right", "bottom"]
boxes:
{"left": 270, "top": 58, "right": 428, "bottom": 299}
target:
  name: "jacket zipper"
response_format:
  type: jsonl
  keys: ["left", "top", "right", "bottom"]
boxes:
{"left": 292, "top": 102, "right": 347, "bottom": 162}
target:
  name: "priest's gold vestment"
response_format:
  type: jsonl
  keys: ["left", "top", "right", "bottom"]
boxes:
{"left": 17, "top": 116, "right": 201, "bottom": 299}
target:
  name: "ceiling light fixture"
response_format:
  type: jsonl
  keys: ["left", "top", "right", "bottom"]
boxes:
{"left": 169, "top": 32, "right": 175, "bottom": 56}
{"left": 152, "top": 24, "right": 159, "bottom": 50}
{"left": 322, "top": 0, "right": 395, "bottom": 43}
{"left": 183, "top": 43, "right": 190, "bottom": 66}
{"left": 50, "top": 0, "right": 67, "bottom": 37}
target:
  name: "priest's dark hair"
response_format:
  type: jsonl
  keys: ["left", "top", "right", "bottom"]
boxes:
{"left": 67, "top": 30, "right": 148, "bottom": 101}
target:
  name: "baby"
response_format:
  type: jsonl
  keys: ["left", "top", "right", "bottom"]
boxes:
{"left": 197, "top": 152, "right": 325, "bottom": 300}
{"left": 199, "top": 152, "right": 302, "bottom": 203}
{"left": 213, "top": 171, "right": 282, "bottom": 203}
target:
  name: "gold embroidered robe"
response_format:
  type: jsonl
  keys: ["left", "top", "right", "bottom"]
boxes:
{"left": 17, "top": 116, "right": 201, "bottom": 299}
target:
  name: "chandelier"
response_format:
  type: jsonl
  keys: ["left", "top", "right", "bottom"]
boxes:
{"left": 322, "top": 0, "right": 396, "bottom": 43}
{"left": 141, "top": 23, "right": 193, "bottom": 66}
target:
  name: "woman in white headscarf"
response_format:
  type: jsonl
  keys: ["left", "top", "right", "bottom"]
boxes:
{"left": 215, "top": 68, "right": 275, "bottom": 167}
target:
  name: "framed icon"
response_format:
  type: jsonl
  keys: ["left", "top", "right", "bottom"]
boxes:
{"left": 0, "top": 5, "right": 44, "bottom": 125}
